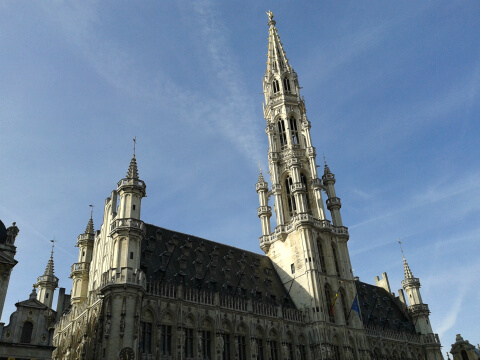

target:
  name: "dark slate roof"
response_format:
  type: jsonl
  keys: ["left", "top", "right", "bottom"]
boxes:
{"left": 141, "top": 223, "right": 296, "bottom": 309}
{"left": 0, "top": 219, "right": 7, "bottom": 244}
{"left": 355, "top": 280, "right": 416, "bottom": 334}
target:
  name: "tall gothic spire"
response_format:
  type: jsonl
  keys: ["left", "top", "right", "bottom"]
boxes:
{"left": 266, "top": 11, "right": 292, "bottom": 75}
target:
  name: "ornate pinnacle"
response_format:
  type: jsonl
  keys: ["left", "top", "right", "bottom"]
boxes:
{"left": 403, "top": 256, "right": 414, "bottom": 279}
{"left": 126, "top": 155, "right": 139, "bottom": 180}
{"left": 85, "top": 216, "right": 94, "bottom": 235}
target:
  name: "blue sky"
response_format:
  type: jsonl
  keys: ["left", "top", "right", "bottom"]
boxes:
{"left": 1, "top": 0, "right": 479, "bottom": 350}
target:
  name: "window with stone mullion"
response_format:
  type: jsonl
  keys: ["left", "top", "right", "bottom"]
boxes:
{"left": 289, "top": 117, "right": 299, "bottom": 145}
{"left": 184, "top": 328, "right": 194, "bottom": 359}
{"left": 223, "top": 333, "right": 231, "bottom": 360}
{"left": 160, "top": 325, "right": 172, "bottom": 355}
{"left": 201, "top": 330, "right": 212, "bottom": 359}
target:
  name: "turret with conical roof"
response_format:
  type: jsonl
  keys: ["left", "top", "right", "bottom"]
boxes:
{"left": 256, "top": 166, "right": 272, "bottom": 248}
{"left": 401, "top": 252, "right": 433, "bottom": 335}
{"left": 322, "top": 161, "right": 344, "bottom": 227}
{"left": 35, "top": 243, "right": 59, "bottom": 309}
{"left": 70, "top": 211, "right": 95, "bottom": 304}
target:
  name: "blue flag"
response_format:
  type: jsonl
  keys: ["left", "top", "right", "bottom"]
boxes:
{"left": 351, "top": 296, "right": 361, "bottom": 319}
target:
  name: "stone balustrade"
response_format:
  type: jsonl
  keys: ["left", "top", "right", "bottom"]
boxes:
{"left": 145, "top": 281, "right": 305, "bottom": 322}
{"left": 110, "top": 218, "right": 146, "bottom": 235}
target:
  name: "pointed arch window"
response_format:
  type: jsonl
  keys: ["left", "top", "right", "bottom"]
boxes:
{"left": 332, "top": 244, "right": 341, "bottom": 276}
{"left": 316, "top": 239, "right": 326, "bottom": 273}
{"left": 301, "top": 174, "right": 312, "bottom": 214}
{"left": 289, "top": 117, "right": 299, "bottom": 145}
{"left": 285, "top": 176, "right": 296, "bottom": 217}
{"left": 283, "top": 77, "right": 291, "bottom": 93}
{"left": 273, "top": 79, "right": 280, "bottom": 93}
{"left": 277, "top": 119, "right": 287, "bottom": 149}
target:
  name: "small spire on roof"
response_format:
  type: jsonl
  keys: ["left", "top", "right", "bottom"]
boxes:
{"left": 323, "top": 155, "right": 331, "bottom": 174}
{"left": 43, "top": 240, "right": 56, "bottom": 277}
{"left": 85, "top": 205, "right": 94, "bottom": 234}
{"left": 126, "top": 154, "right": 139, "bottom": 180}
{"left": 258, "top": 162, "right": 265, "bottom": 183}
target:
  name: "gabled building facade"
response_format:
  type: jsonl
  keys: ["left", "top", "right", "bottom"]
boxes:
{"left": 52, "top": 12, "right": 443, "bottom": 360}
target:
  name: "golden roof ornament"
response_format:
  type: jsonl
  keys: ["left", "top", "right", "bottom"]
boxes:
{"left": 267, "top": 10, "right": 274, "bottom": 21}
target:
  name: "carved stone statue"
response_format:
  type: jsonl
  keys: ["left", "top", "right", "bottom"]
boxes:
{"left": 104, "top": 319, "right": 111, "bottom": 337}
{"left": 251, "top": 338, "right": 258, "bottom": 358}
{"left": 216, "top": 334, "right": 225, "bottom": 356}
{"left": 6, "top": 222, "right": 19, "bottom": 245}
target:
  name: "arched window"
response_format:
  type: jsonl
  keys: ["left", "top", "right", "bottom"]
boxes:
{"left": 283, "top": 78, "right": 291, "bottom": 92}
{"left": 140, "top": 311, "right": 154, "bottom": 355}
{"left": 461, "top": 350, "right": 469, "bottom": 360}
{"left": 273, "top": 79, "right": 280, "bottom": 93}
{"left": 324, "top": 285, "right": 335, "bottom": 323}
{"left": 300, "top": 174, "right": 312, "bottom": 213}
{"left": 277, "top": 119, "right": 287, "bottom": 149}
{"left": 285, "top": 176, "right": 296, "bottom": 217}
{"left": 289, "top": 117, "right": 299, "bottom": 145}
{"left": 20, "top": 321, "right": 33, "bottom": 343}
{"left": 332, "top": 244, "right": 341, "bottom": 276}
{"left": 316, "top": 240, "right": 326, "bottom": 273}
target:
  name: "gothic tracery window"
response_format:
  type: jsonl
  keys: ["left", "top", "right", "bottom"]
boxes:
{"left": 317, "top": 240, "right": 326, "bottom": 273}
{"left": 289, "top": 117, "right": 299, "bottom": 145}
{"left": 277, "top": 119, "right": 287, "bottom": 149}
{"left": 273, "top": 79, "right": 280, "bottom": 93}
{"left": 283, "top": 77, "right": 291, "bottom": 92}
{"left": 285, "top": 176, "right": 296, "bottom": 217}
{"left": 301, "top": 174, "right": 312, "bottom": 213}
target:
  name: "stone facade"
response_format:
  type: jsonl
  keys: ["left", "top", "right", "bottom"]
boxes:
{"left": 52, "top": 12, "right": 444, "bottom": 360}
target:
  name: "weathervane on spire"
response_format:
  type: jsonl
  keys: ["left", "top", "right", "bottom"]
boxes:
{"left": 89, "top": 204, "right": 94, "bottom": 218}
{"left": 323, "top": 154, "right": 327, "bottom": 166}
{"left": 133, "top": 136, "right": 137, "bottom": 156}
{"left": 398, "top": 238, "right": 405, "bottom": 257}
{"left": 50, "top": 239, "right": 55, "bottom": 257}
{"left": 267, "top": 10, "right": 274, "bottom": 21}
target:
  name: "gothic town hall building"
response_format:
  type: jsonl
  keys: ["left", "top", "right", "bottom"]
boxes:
{"left": 51, "top": 13, "right": 444, "bottom": 360}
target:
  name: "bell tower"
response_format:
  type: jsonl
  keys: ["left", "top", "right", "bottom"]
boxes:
{"left": 257, "top": 12, "right": 357, "bottom": 325}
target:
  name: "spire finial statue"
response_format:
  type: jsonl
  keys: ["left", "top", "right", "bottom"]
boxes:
{"left": 267, "top": 10, "right": 273, "bottom": 21}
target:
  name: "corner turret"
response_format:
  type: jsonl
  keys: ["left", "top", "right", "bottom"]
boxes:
{"left": 70, "top": 211, "right": 95, "bottom": 304}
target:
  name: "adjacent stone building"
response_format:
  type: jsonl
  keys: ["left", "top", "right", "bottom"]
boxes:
{"left": 52, "top": 12, "right": 444, "bottom": 360}
{"left": 0, "top": 226, "right": 63, "bottom": 360}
